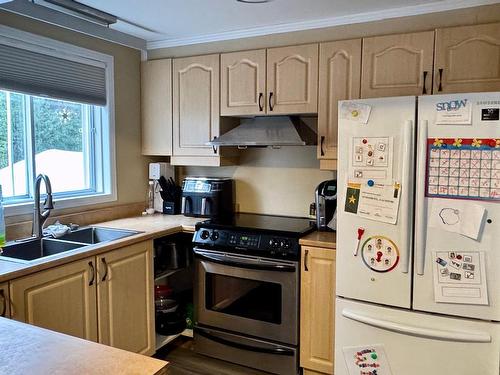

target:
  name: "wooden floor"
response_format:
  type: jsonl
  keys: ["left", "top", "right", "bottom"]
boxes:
{"left": 155, "top": 337, "right": 272, "bottom": 375}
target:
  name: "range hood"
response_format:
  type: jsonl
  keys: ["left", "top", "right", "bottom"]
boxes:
{"left": 207, "top": 116, "right": 317, "bottom": 148}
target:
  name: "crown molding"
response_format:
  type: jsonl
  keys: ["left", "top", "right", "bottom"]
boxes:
{"left": 147, "top": 0, "right": 499, "bottom": 50}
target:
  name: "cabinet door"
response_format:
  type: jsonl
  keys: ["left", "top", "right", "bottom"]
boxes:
{"left": 318, "top": 39, "right": 361, "bottom": 162}
{"left": 0, "top": 282, "right": 10, "bottom": 318}
{"left": 9, "top": 258, "right": 97, "bottom": 341}
{"left": 173, "top": 54, "right": 220, "bottom": 157}
{"left": 221, "top": 49, "right": 266, "bottom": 116}
{"left": 141, "top": 59, "right": 172, "bottom": 156}
{"left": 361, "top": 31, "right": 434, "bottom": 98}
{"left": 267, "top": 44, "right": 319, "bottom": 114}
{"left": 300, "top": 246, "right": 336, "bottom": 375}
{"left": 434, "top": 23, "right": 500, "bottom": 94}
{"left": 97, "top": 241, "right": 155, "bottom": 356}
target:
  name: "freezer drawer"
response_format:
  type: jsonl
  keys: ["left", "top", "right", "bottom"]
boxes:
{"left": 335, "top": 298, "right": 500, "bottom": 375}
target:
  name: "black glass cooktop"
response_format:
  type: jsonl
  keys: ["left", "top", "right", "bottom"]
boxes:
{"left": 198, "top": 213, "right": 316, "bottom": 237}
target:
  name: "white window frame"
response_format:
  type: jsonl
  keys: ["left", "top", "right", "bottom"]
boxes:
{"left": 0, "top": 25, "right": 116, "bottom": 217}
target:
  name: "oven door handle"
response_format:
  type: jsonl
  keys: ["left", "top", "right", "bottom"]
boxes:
{"left": 195, "top": 327, "right": 295, "bottom": 356}
{"left": 193, "top": 248, "right": 296, "bottom": 272}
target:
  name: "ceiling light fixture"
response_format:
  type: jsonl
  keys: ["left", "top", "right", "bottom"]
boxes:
{"left": 236, "top": 0, "right": 272, "bottom": 3}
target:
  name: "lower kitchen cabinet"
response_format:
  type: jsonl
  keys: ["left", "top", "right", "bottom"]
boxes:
{"left": 9, "top": 240, "right": 154, "bottom": 355}
{"left": 97, "top": 241, "right": 155, "bottom": 356}
{"left": 300, "top": 246, "right": 336, "bottom": 375}
{"left": 9, "top": 257, "right": 98, "bottom": 341}
{"left": 0, "top": 282, "right": 10, "bottom": 318}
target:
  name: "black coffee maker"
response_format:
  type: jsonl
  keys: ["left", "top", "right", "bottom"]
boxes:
{"left": 181, "top": 177, "right": 234, "bottom": 218}
{"left": 315, "top": 179, "right": 337, "bottom": 231}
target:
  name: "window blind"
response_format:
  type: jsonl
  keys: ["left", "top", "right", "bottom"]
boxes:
{"left": 0, "top": 42, "right": 107, "bottom": 106}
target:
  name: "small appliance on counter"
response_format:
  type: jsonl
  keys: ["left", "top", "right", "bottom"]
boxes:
{"left": 315, "top": 179, "right": 337, "bottom": 231}
{"left": 181, "top": 177, "right": 233, "bottom": 218}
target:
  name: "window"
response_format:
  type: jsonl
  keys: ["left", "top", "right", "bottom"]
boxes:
{"left": 0, "top": 90, "right": 105, "bottom": 201}
{"left": 0, "top": 26, "right": 115, "bottom": 215}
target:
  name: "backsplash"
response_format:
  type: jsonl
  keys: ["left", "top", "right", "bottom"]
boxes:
{"left": 178, "top": 146, "right": 334, "bottom": 218}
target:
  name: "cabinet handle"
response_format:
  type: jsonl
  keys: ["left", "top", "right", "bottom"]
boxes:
{"left": 88, "top": 261, "right": 95, "bottom": 286}
{"left": 422, "top": 71, "right": 428, "bottom": 95}
{"left": 320, "top": 136, "right": 325, "bottom": 157}
{"left": 258, "top": 92, "right": 263, "bottom": 111}
{"left": 269, "top": 92, "right": 274, "bottom": 111}
{"left": 438, "top": 68, "right": 443, "bottom": 92}
{"left": 0, "top": 289, "right": 6, "bottom": 317}
{"left": 212, "top": 136, "right": 217, "bottom": 154}
{"left": 304, "top": 249, "right": 309, "bottom": 272}
{"left": 101, "top": 258, "right": 108, "bottom": 281}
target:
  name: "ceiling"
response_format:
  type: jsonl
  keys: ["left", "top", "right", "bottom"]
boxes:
{"left": 76, "top": 0, "right": 496, "bottom": 49}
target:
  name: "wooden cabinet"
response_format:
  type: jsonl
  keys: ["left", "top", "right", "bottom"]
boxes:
{"left": 221, "top": 44, "right": 318, "bottom": 116}
{"left": 318, "top": 39, "right": 361, "bottom": 170}
{"left": 434, "top": 22, "right": 500, "bottom": 94}
{"left": 8, "top": 241, "right": 154, "bottom": 356}
{"left": 97, "top": 241, "right": 155, "bottom": 356}
{"left": 300, "top": 246, "right": 336, "bottom": 375}
{"left": 267, "top": 44, "right": 319, "bottom": 114}
{"left": 9, "top": 257, "right": 98, "bottom": 342}
{"left": 221, "top": 49, "right": 266, "bottom": 116}
{"left": 141, "top": 59, "right": 172, "bottom": 156}
{"left": 0, "top": 282, "right": 10, "bottom": 318}
{"left": 361, "top": 31, "right": 434, "bottom": 98}
{"left": 172, "top": 54, "right": 220, "bottom": 163}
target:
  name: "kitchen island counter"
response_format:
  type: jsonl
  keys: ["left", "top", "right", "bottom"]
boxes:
{"left": 0, "top": 317, "right": 167, "bottom": 375}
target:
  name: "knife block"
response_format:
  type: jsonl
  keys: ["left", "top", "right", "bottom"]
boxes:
{"left": 162, "top": 199, "right": 180, "bottom": 215}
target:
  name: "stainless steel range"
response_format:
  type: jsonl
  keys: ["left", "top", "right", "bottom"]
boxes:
{"left": 192, "top": 213, "right": 315, "bottom": 375}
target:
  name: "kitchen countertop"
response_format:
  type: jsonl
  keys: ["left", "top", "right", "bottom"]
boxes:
{"left": 299, "top": 230, "right": 336, "bottom": 249}
{"left": 0, "top": 317, "right": 167, "bottom": 375}
{"left": 0, "top": 214, "right": 202, "bottom": 283}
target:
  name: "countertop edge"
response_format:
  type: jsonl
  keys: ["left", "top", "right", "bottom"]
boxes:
{"left": 0, "top": 216, "right": 198, "bottom": 283}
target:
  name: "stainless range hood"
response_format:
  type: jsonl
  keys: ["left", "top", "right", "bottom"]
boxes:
{"left": 207, "top": 116, "right": 317, "bottom": 148}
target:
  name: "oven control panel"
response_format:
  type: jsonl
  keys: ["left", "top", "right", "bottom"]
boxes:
{"left": 193, "top": 228, "right": 300, "bottom": 260}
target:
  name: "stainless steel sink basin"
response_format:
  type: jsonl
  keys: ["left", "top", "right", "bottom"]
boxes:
{"left": 0, "top": 238, "right": 87, "bottom": 262}
{"left": 57, "top": 226, "right": 140, "bottom": 244}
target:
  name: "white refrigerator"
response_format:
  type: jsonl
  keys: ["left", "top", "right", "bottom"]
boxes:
{"left": 336, "top": 92, "right": 500, "bottom": 375}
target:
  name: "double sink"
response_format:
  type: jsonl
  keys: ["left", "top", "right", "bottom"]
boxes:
{"left": 0, "top": 227, "right": 141, "bottom": 263}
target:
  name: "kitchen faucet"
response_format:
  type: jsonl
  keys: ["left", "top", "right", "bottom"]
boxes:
{"left": 32, "top": 174, "right": 54, "bottom": 239}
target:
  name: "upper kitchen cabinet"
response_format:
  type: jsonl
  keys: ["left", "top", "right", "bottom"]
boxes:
{"left": 141, "top": 59, "right": 173, "bottom": 156}
{"left": 172, "top": 54, "right": 221, "bottom": 165}
{"left": 434, "top": 22, "right": 500, "bottom": 94}
{"left": 221, "top": 49, "right": 267, "bottom": 116}
{"left": 318, "top": 39, "right": 361, "bottom": 170}
{"left": 361, "top": 31, "right": 434, "bottom": 98}
{"left": 267, "top": 44, "right": 319, "bottom": 114}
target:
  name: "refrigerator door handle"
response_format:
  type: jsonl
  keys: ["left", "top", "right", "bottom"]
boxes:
{"left": 400, "top": 120, "right": 415, "bottom": 274}
{"left": 415, "top": 120, "right": 428, "bottom": 275}
{"left": 342, "top": 309, "right": 492, "bottom": 343}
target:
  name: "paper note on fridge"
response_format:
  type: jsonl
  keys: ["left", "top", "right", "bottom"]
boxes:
{"left": 355, "top": 182, "right": 401, "bottom": 224}
{"left": 340, "top": 102, "right": 372, "bottom": 124}
{"left": 435, "top": 98, "right": 472, "bottom": 125}
{"left": 429, "top": 199, "right": 486, "bottom": 240}
{"left": 433, "top": 251, "right": 488, "bottom": 305}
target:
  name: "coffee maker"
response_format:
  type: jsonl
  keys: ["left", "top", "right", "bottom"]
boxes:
{"left": 315, "top": 179, "right": 337, "bottom": 231}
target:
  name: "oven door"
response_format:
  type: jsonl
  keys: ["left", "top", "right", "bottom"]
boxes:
{"left": 194, "top": 247, "right": 299, "bottom": 345}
